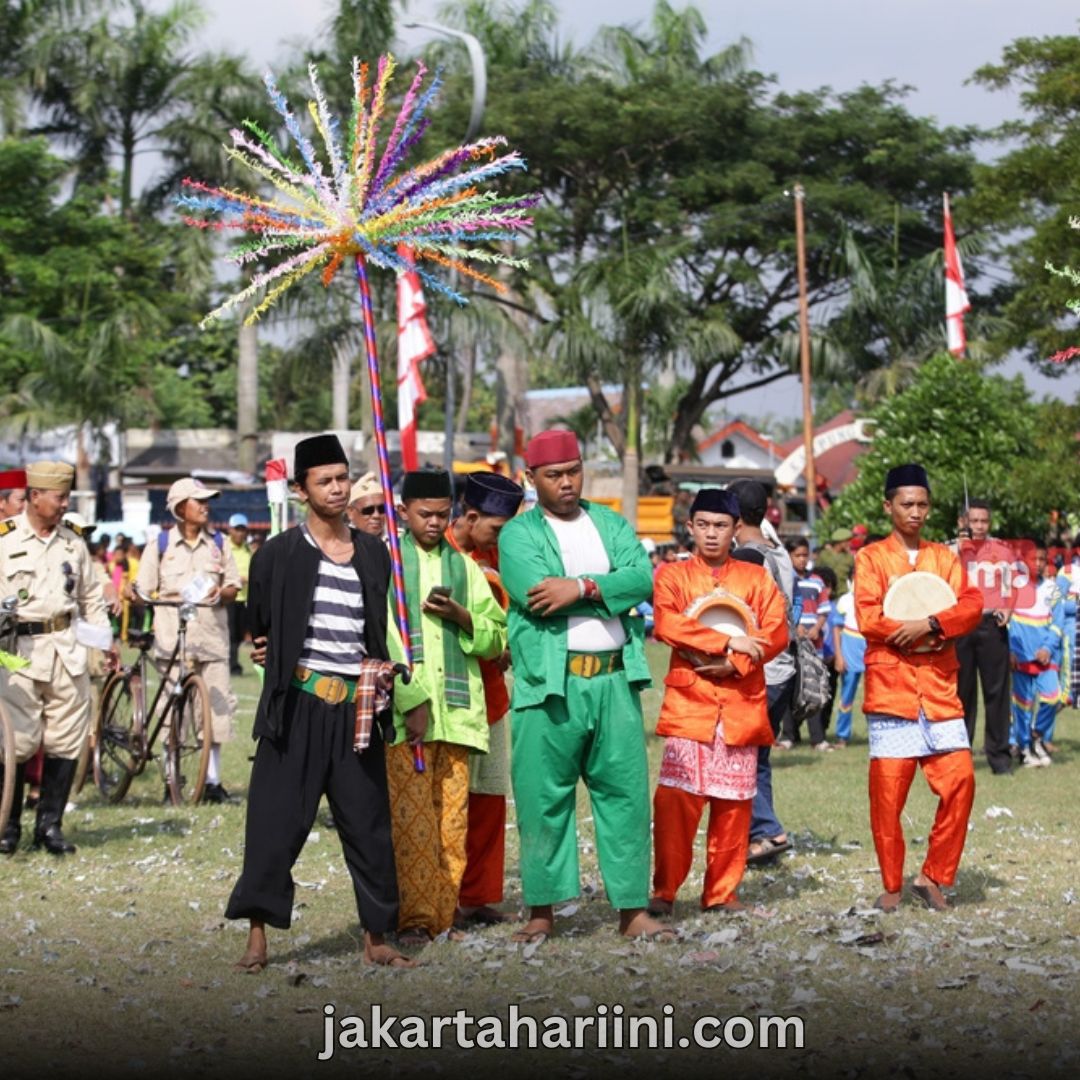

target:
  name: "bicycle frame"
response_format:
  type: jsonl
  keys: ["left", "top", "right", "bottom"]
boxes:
{"left": 126, "top": 614, "right": 194, "bottom": 777}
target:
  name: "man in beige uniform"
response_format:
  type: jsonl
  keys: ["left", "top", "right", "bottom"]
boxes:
{"left": 346, "top": 471, "right": 388, "bottom": 538}
{"left": 134, "top": 477, "right": 241, "bottom": 804}
{"left": 0, "top": 462, "right": 111, "bottom": 855}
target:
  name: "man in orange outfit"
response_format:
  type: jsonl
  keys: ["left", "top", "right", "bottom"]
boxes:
{"left": 447, "top": 471, "right": 525, "bottom": 926}
{"left": 648, "top": 488, "right": 789, "bottom": 914}
{"left": 854, "top": 463, "right": 983, "bottom": 912}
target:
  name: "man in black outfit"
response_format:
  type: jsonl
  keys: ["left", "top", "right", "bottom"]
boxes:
{"left": 225, "top": 434, "right": 414, "bottom": 970}
{"left": 955, "top": 499, "right": 1013, "bottom": 774}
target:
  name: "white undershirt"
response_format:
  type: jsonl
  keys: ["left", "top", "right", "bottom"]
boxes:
{"left": 543, "top": 510, "right": 627, "bottom": 652}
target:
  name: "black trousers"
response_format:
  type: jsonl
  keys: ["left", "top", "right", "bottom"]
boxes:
{"left": 225, "top": 688, "right": 399, "bottom": 932}
{"left": 956, "top": 614, "right": 1012, "bottom": 773}
{"left": 227, "top": 601, "right": 247, "bottom": 670}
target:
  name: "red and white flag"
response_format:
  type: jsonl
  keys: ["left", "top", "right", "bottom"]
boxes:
{"left": 397, "top": 245, "right": 435, "bottom": 471}
{"left": 943, "top": 192, "right": 971, "bottom": 358}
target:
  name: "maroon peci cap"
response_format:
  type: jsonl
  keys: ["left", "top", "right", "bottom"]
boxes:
{"left": 525, "top": 430, "right": 581, "bottom": 469}
{"left": 0, "top": 468, "right": 27, "bottom": 489}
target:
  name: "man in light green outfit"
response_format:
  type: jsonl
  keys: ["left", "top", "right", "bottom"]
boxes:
{"left": 499, "top": 430, "right": 673, "bottom": 944}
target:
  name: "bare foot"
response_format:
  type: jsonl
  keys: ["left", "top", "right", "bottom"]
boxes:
{"left": 364, "top": 931, "right": 415, "bottom": 968}
{"left": 235, "top": 919, "right": 267, "bottom": 973}
{"left": 911, "top": 875, "right": 948, "bottom": 911}
{"left": 647, "top": 896, "right": 673, "bottom": 916}
{"left": 511, "top": 904, "right": 554, "bottom": 944}
{"left": 620, "top": 908, "right": 677, "bottom": 942}
{"left": 873, "top": 890, "right": 902, "bottom": 913}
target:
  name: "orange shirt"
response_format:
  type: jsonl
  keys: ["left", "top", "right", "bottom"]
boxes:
{"left": 447, "top": 530, "right": 510, "bottom": 723}
{"left": 653, "top": 554, "right": 789, "bottom": 746}
{"left": 854, "top": 534, "right": 983, "bottom": 721}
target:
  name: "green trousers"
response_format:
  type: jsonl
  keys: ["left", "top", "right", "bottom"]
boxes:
{"left": 510, "top": 670, "right": 650, "bottom": 909}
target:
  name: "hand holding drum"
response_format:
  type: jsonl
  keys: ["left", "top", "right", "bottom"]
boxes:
{"left": 882, "top": 571, "right": 956, "bottom": 652}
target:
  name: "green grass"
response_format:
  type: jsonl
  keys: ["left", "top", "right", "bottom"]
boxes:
{"left": 2, "top": 643, "right": 1079, "bottom": 1078}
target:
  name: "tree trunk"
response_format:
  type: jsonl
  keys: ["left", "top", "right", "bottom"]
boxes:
{"left": 236, "top": 315, "right": 259, "bottom": 476}
{"left": 357, "top": 349, "right": 376, "bottom": 471}
{"left": 584, "top": 374, "right": 626, "bottom": 459}
{"left": 621, "top": 354, "right": 640, "bottom": 530}
{"left": 456, "top": 338, "right": 476, "bottom": 433}
{"left": 331, "top": 340, "right": 352, "bottom": 430}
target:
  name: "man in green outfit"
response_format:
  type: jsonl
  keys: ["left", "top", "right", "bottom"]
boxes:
{"left": 499, "top": 429, "right": 672, "bottom": 944}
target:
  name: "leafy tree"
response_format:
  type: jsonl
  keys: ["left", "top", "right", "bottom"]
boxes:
{"left": 969, "top": 29, "right": 1080, "bottom": 369}
{"left": 455, "top": 1, "right": 978, "bottom": 466}
{"left": 826, "top": 353, "right": 1080, "bottom": 540}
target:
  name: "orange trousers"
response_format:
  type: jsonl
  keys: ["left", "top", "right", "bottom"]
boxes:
{"left": 869, "top": 750, "right": 975, "bottom": 894}
{"left": 652, "top": 786, "right": 752, "bottom": 909}
{"left": 385, "top": 740, "right": 470, "bottom": 936}
{"left": 458, "top": 793, "right": 507, "bottom": 908}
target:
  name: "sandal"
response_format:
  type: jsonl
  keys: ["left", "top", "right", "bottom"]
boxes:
{"left": 746, "top": 836, "right": 791, "bottom": 864}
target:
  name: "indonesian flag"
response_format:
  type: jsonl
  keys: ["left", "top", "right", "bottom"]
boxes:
{"left": 944, "top": 192, "right": 971, "bottom": 358}
{"left": 396, "top": 245, "right": 435, "bottom": 471}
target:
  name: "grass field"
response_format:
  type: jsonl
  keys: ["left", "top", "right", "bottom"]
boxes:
{"left": 2, "top": 642, "right": 1079, "bottom": 1079}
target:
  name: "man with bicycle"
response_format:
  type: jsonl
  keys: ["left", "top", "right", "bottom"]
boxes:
{"left": 133, "top": 477, "right": 241, "bottom": 804}
{"left": 0, "top": 461, "right": 111, "bottom": 855}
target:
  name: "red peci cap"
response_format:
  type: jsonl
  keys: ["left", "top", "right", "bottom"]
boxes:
{"left": 0, "top": 468, "right": 27, "bottom": 489}
{"left": 525, "top": 429, "right": 582, "bottom": 468}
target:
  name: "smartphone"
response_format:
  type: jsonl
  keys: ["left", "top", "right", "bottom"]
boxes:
{"left": 426, "top": 585, "right": 452, "bottom": 603}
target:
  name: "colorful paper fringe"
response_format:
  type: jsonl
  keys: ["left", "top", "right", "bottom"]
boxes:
{"left": 182, "top": 55, "right": 535, "bottom": 668}
{"left": 179, "top": 56, "right": 538, "bottom": 325}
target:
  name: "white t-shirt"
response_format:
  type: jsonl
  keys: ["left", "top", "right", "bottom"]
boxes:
{"left": 836, "top": 590, "right": 859, "bottom": 632}
{"left": 543, "top": 510, "right": 627, "bottom": 652}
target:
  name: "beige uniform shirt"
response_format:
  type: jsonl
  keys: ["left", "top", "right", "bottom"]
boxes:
{"left": 0, "top": 512, "right": 109, "bottom": 680}
{"left": 135, "top": 527, "right": 241, "bottom": 662}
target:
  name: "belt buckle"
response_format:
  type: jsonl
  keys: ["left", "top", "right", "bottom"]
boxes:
{"left": 319, "top": 675, "right": 349, "bottom": 705}
{"left": 572, "top": 654, "right": 601, "bottom": 678}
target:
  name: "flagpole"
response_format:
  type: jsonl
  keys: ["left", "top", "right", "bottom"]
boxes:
{"left": 355, "top": 253, "right": 411, "bottom": 664}
{"left": 794, "top": 182, "right": 817, "bottom": 540}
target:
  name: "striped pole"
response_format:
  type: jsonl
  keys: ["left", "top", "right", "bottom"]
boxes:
{"left": 354, "top": 253, "right": 412, "bottom": 665}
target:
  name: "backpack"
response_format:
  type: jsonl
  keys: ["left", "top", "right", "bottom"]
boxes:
{"left": 158, "top": 528, "right": 224, "bottom": 557}
{"left": 791, "top": 635, "right": 831, "bottom": 722}
{"left": 741, "top": 537, "right": 828, "bottom": 719}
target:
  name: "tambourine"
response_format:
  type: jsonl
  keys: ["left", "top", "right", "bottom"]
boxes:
{"left": 882, "top": 571, "right": 956, "bottom": 652}
{"left": 679, "top": 587, "right": 758, "bottom": 668}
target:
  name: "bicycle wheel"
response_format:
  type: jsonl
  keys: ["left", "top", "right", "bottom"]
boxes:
{"left": 166, "top": 674, "right": 211, "bottom": 806}
{"left": 0, "top": 701, "right": 15, "bottom": 843}
{"left": 93, "top": 673, "right": 139, "bottom": 803}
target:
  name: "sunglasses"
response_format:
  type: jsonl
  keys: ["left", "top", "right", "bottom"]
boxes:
{"left": 358, "top": 503, "right": 387, "bottom": 516}
{"left": 62, "top": 561, "right": 76, "bottom": 595}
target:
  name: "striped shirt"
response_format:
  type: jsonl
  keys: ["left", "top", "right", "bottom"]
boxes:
{"left": 297, "top": 526, "right": 366, "bottom": 676}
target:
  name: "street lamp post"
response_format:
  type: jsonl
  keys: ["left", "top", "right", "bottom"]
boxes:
{"left": 403, "top": 21, "right": 488, "bottom": 471}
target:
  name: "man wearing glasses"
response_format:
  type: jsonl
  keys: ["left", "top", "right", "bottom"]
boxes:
{"left": 346, "top": 472, "right": 388, "bottom": 540}
{"left": 0, "top": 461, "right": 111, "bottom": 855}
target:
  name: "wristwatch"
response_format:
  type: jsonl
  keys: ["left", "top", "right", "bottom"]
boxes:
{"left": 927, "top": 614, "right": 943, "bottom": 637}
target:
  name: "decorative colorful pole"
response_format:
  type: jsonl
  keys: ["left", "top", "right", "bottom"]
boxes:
{"left": 179, "top": 54, "right": 536, "bottom": 715}
{"left": 354, "top": 253, "right": 411, "bottom": 662}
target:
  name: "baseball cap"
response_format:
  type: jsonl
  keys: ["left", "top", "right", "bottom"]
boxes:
{"left": 228, "top": 512, "right": 249, "bottom": 528}
{"left": 167, "top": 477, "right": 220, "bottom": 518}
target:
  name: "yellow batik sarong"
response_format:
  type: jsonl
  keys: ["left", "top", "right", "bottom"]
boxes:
{"left": 385, "top": 740, "right": 471, "bottom": 935}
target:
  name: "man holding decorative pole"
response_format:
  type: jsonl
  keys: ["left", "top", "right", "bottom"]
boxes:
{"left": 854, "top": 464, "right": 982, "bottom": 912}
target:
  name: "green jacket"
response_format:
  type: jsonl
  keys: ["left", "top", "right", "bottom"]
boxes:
{"left": 498, "top": 499, "right": 653, "bottom": 709}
